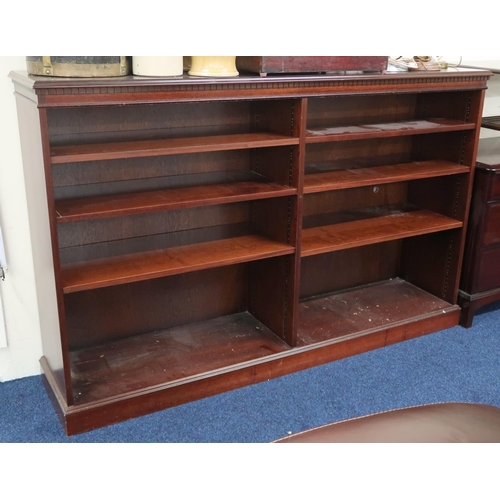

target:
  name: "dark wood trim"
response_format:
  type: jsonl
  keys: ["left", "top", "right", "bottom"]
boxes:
{"left": 458, "top": 287, "right": 500, "bottom": 327}
{"left": 10, "top": 69, "right": 492, "bottom": 108}
{"left": 481, "top": 116, "right": 500, "bottom": 131}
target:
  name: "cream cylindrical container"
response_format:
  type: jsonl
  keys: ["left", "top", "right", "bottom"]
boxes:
{"left": 132, "top": 56, "right": 183, "bottom": 76}
{"left": 188, "top": 56, "right": 238, "bottom": 77}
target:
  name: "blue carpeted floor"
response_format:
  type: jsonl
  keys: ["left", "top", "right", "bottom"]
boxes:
{"left": 1, "top": 302, "right": 499, "bottom": 443}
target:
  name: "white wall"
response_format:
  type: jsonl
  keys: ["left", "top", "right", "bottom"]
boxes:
{"left": 0, "top": 56, "right": 499, "bottom": 382}
{"left": 0, "top": 56, "right": 43, "bottom": 381}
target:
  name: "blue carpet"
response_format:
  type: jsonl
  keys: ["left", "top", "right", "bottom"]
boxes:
{"left": 1, "top": 302, "right": 499, "bottom": 443}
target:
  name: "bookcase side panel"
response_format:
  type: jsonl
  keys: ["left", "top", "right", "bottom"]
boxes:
{"left": 13, "top": 91, "right": 70, "bottom": 401}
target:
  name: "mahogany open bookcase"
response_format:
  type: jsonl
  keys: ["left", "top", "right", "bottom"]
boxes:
{"left": 10, "top": 67, "right": 491, "bottom": 435}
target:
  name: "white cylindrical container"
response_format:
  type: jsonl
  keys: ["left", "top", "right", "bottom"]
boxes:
{"left": 188, "top": 56, "right": 238, "bottom": 77}
{"left": 132, "top": 56, "right": 183, "bottom": 77}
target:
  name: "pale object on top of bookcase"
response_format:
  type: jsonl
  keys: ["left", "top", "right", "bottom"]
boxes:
{"left": 132, "top": 57, "right": 183, "bottom": 77}
{"left": 188, "top": 56, "right": 238, "bottom": 77}
{"left": 26, "top": 56, "right": 131, "bottom": 77}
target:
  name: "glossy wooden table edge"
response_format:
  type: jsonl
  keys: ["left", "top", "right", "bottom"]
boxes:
{"left": 481, "top": 115, "right": 500, "bottom": 131}
{"left": 476, "top": 162, "right": 500, "bottom": 172}
{"left": 458, "top": 286, "right": 500, "bottom": 301}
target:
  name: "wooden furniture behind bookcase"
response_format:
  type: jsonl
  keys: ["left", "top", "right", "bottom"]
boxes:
{"left": 458, "top": 134, "right": 500, "bottom": 327}
{"left": 10, "top": 68, "right": 490, "bottom": 436}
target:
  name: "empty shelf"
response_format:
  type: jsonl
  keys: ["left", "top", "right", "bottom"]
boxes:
{"left": 306, "top": 119, "right": 476, "bottom": 144}
{"left": 51, "top": 133, "right": 300, "bottom": 164}
{"left": 70, "top": 311, "right": 292, "bottom": 404}
{"left": 301, "top": 209, "right": 462, "bottom": 256}
{"left": 56, "top": 177, "right": 297, "bottom": 223}
{"left": 304, "top": 160, "right": 469, "bottom": 193}
{"left": 62, "top": 235, "right": 295, "bottom": 293}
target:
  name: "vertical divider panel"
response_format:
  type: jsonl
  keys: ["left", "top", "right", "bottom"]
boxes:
{"left": 250, "top": 99, "right": 307, "bottom": 346}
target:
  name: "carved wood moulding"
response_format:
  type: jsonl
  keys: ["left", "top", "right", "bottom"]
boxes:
{"left": 34, "top": 74, "right": 490, "bottom": 96}
{"left": 32, "top": 71, "right": 490, "bottom": 107}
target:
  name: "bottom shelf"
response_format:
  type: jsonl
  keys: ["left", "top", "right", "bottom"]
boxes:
{"left": 297, "top": 278, "right": 454, "bottom": 346}
{"left": 70, "top": 312, "right": 292, "bottom": 405}
{"left": 70, "top": 278, "right": 453, "bottom": 405}
{"left": 45, "top": 279, "right": 460, "bottom": 435}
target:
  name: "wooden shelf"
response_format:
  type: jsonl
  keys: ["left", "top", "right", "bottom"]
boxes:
{"left": 70, "top": 311, "right": 292, "bottom": 405}
{"left": 61, "top": 235, "right": 295, "bottom": 293}
{"left": 297, "top": 278, "right": 457, "bottom": 346}
{"left": 304, "top": 160, "right": 469, "bottom": 193}
{"left": 69, "top": 278, "right": 458, "bottom": 405}
{"left": 306, "top": 119, "right": 476, "bottom": 144}
{"left": 69, "top": 278, "right": 456, "bottom": 405}
{"left": 55, "top": 174, "right": 296, "bottom": 223}
{"left": 50, "top": 133, "right": 300, "bottom": 164}
{"left": 301, "top": 209, "right": 462, "bottom": 257}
